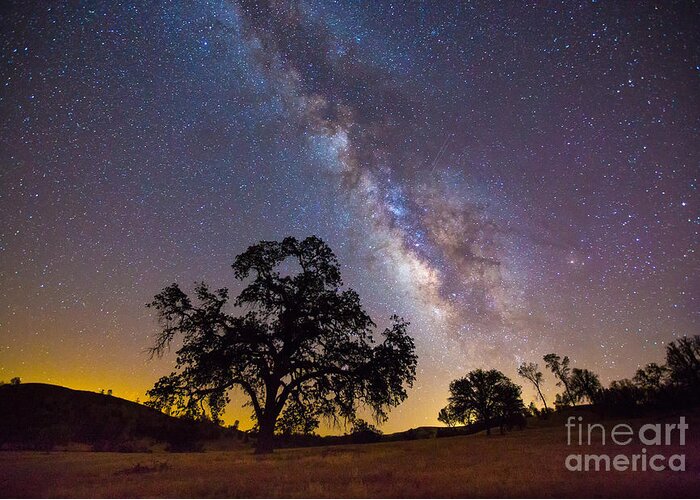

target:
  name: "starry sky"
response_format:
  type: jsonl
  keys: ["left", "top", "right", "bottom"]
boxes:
{"left": 1, "top": 0, "right": 698, "bottom": 432}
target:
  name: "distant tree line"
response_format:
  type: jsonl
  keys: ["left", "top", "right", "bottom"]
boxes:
{"left": 595, "top": 336, "right": 700, "bottom": 414}
{"left": 515, "top": 335, "right": 700, "bottom": 417}
{"left": 437, "top": 335, "right": 699, "bottom": 435}
{"left": 0, "top": 377, "right": 22, "bottom": 386}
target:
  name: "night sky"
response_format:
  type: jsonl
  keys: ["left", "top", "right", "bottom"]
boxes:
{"left": 1, "top": 1, "right": 698, "bottom": 432}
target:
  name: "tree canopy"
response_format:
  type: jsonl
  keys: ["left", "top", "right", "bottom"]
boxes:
{"left": 569, "top": 368, "right": 602, "bottom": 404}
{"left": 666, "top": 336, "right": 700, "bottom": 389}
{"left": 146, "top": 236, "right": 418, "bottom": 453}
{"left": 439, "top": 369, "right": 525, "bottom": 435}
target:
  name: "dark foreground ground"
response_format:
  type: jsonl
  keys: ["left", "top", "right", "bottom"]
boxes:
{"left": 1, "top": 410, "right": 699, "bottom": 498}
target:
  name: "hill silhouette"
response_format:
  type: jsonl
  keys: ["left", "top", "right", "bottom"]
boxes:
{"left": 0, "top": 383, "right": 503, "bottom": 452}
{"left": 0, "top": 383, "right": 242, "bottom": 452}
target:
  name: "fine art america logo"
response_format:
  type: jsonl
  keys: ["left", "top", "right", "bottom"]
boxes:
{"left": 565, "top": 416, "right": 688, "bottom": 472}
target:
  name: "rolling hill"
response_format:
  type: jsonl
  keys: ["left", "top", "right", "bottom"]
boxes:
{"left": 0, "top": 383, "right": 242, "bottom": 451}
{"left": 0, "top": 383, "right": 504, "bottom": 453}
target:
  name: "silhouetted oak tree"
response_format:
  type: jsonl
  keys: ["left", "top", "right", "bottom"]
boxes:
{"left": 666, "top": 335, "right": 700, "bottom": 389}
{"left": 146, "top": 236, "right": 417, "bottom": 453}
{"left": 437, "top": 408, "right": 456, "bottom": 427}
{"left": 633, "top": 363, "right": 668, "bottom": 394}
{"left": 569, "top": 368, "right": 602, "bottom": 403}
{"left": 439, "top": 369, "right": 524, "bottom": 435}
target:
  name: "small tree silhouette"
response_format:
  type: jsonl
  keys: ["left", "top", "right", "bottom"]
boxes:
{"left": 543, "top": 353, "right": 574, "bottom": 405}
{"left": 439, "top": 369, "right": 525, "bottom": 436}
{"left": 10, "top": 377, "right": 21, "bottom": 385}
{"left": 349, "top": 418, "right": 383, "bottom": 443}
{"left": 633, "top": 363, "right": 668, "bottom": 396}
{"left": 527, "top": 401, "right": 540, "bottom": 417}
{"left": 517, "top": 362, "right": 549, "bottom": 412}
{"left": 437, "top": 408, "right": 456, "bottom": 427}
{"left": 569, "top": 368, "right": 602, "bottom": 403}
{"left": 666, "top": 336, "right": 700, "bottom": 389}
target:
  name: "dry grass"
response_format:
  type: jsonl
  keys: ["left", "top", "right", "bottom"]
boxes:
{"left": 1, "top": 412, "right": 699, "bottom": 498}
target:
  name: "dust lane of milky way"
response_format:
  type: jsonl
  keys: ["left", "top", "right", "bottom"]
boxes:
{"left": 0, "top": 0, "right": 697, "bottom": 431}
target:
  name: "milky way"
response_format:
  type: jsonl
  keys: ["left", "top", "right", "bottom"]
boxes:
{"left": 1, "top": 1, "right": 697, "bottom": 431}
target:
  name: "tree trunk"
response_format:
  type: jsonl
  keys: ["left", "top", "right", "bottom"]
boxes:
{"left": 254, "top": 381, "right": 281, "bottom": 454}
{"left": 563, "top": 381, "right": 574, "bottom": 405}
{"left": 255, "top": 417, "right": 275, "bottom": 454}
{"left": 536, "top": 386, "right": 549, "bottom": 412}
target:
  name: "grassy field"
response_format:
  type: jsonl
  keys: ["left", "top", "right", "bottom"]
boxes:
{"left": 1, "top": 412, "right": 699, "bottom": 498}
